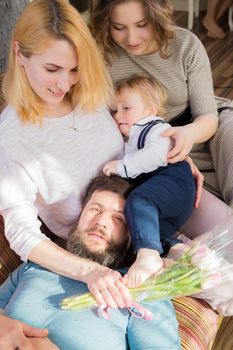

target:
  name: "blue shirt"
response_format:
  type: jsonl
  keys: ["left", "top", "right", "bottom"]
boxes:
{"left": 0, "top": 262, "right": 181, "bottom": 350}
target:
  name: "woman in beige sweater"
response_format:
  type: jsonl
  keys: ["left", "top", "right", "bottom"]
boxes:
{"left": 90, "top": 0, "right": 233, "bottom": 210}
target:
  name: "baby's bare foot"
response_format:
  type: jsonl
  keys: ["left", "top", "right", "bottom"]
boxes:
{"left": 123, "top": 248, "right": 163, "bottom": 288}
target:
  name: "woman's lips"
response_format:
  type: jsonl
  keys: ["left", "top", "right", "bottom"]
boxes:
{"left": 48, "top": 89, "right": 65, "bottom": 97}
{"left": 126, "top": 43, "right": 141, "bottom": 50}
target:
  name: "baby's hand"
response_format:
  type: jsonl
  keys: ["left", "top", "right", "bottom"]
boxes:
{"left": 103, "top": 160, "right": 118, "bottom": 176}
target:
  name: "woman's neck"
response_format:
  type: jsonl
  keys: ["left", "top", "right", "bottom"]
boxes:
{"left": 43, "top": 97, "right": 74, "bottom": 118}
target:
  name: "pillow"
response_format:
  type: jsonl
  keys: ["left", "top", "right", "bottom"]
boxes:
{"left": 172, "top": 297, "right": 219, "bottom": 350}
{"left": 180, "top": 189, "right": 233, "bottom": 239}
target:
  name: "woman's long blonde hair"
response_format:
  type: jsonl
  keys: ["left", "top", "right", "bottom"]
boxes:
{"left": 3, "top": 0, "right": 113, "bottom": 123}
{"left": 89, "top": 0, "right": 175, "bottom": 63}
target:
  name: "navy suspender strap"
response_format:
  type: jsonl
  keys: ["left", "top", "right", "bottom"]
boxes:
{"left": 218, "top": 106, "right": 233, "bottom": 114}
{"left": 137, "top": 120, "right": 165, "bottom": 150}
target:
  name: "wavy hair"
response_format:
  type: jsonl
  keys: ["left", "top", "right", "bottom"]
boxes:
{"left": 3, "top": 0, "right": 113, "bottom": 123}
{"left": 89, "top": 0, "right": 175, "bottom": 62}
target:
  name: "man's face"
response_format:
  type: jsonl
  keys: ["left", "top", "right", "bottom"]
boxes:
{"left": 67, "top": 190, "right": 129, "bottom": 267}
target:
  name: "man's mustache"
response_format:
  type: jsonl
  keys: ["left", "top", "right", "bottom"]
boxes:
{"left": 85, "top": 226, "right": 109, "bottom": 242}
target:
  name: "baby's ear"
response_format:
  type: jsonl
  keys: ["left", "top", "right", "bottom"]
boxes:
{"left": 148, "top": 104, "right": 159, "bottom": 116}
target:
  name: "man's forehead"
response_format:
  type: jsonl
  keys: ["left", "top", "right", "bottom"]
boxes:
{"left": 87, "top": 190, "right": 125, "bottom": 212}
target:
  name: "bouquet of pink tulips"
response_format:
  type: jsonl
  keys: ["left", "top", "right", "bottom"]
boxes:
{"left": 61, "top": 217, "right": 233, "bottom": 315}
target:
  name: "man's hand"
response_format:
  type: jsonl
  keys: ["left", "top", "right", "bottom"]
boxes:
{"left": 0, "top": 314, "right": 48, "bottom": 350}
{"left": 86, "top": 266, "right": 132, "bottom": 309}
{"left": 103, "top": 161, "right": 118, "bottom": 176}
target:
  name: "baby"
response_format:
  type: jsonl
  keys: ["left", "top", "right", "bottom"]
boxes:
{"left": 103, "top": 75, "right": 196, "bottom": 288}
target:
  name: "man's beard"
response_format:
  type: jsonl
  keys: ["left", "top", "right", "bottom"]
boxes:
{"left": 67, "top": 229, "right": 129, "bottom": 268}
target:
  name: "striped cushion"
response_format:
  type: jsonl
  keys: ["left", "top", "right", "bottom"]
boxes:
{"left": 172, "top": 297, "right": 219, "bottom": 350}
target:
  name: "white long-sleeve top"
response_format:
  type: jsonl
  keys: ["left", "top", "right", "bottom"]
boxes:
{"left": 0, "top": 105, "right": 123, "bottom": 261}
{"left": 117, "top": 116, "right": 172, "bottom": 178}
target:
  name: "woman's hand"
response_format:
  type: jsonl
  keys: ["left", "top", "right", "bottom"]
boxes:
{"left": 29, "top": 337, "right": 59, "bottom": 350}
{"left": 0, "top": 314, "right": 48, "bottom": 350}
{"left": 186, "top": 156, "right": 204, "bottom": 208}
{"left": 162, "top": 126, "right": 195, "bottom": 163}
{"left": 163, "top": 115, "right": 218, "bottom": 163}
{"left": 86, "top": 266, "right": 132, "bottom": 309}
{"left": 162, "top": 126, "right": 203, "bottom": 208}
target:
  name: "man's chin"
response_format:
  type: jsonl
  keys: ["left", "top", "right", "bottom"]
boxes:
{"left": 85, "top": 238, "right": 109, "bottom": 253}
{"left": 67, "top": 230, "right": 128, "bottom": 268}
{"left": 86, "top": 245, "right": 106, "bottom": 255}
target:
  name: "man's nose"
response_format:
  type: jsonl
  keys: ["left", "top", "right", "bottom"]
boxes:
{"left": 93, "top": 211, "right": 112, "bottom": 230}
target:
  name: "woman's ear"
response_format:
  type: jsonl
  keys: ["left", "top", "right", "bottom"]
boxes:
{"left": 13, "top": 41, "right": 25, "bottom": 66}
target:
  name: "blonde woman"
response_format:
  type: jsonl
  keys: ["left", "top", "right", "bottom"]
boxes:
{"left": 0, "top": 0, "right": 133, "bottom": 323}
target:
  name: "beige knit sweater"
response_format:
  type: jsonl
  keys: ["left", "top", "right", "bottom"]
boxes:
{"left": 109, "top": 27, "right": 217, "bottom": 120}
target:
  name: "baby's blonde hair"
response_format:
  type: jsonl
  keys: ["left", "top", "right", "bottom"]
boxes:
{"left": 3, "top": 0, "right": 112, "bottom": 123}
{"left": 114, "top": 75, "right": 167, "bottom": 117}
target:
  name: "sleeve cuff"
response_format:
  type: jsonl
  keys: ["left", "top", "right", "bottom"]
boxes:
{"left": 117, "top": 160, "right": 128, "bottom": 178}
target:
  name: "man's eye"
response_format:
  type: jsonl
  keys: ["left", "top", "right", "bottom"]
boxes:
{"left": 90, "top": 207, "right": 100, "bottom": 212}
{"left": 115, "top": 216, "right": 125, "bottom": 224}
